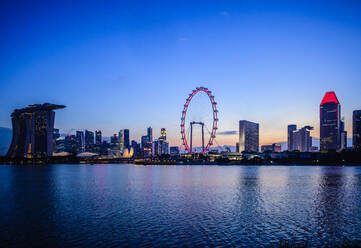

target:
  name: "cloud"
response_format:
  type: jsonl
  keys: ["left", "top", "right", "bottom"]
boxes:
{"left": 220, "top": 11, "right": 229, "bottom": 17}
{"left": 217, "top": 130, "right": 238, "bottom": 135}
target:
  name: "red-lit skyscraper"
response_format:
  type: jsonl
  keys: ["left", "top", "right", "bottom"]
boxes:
{"left": 320, "top": 91, "right": 341, "bottom": 151}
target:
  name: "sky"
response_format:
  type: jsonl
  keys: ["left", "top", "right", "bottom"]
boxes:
{"left": 1, "top": 0, "right": 361, "bottom": 147}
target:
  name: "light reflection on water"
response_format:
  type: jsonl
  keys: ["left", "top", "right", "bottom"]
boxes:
{"left": 0, "top": 164, "right": 360, "bottom": 247}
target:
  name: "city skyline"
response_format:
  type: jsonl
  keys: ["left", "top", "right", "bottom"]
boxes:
{"left": 0, "top": 89, "right": 357, "bottom": 149}
{"left": 1, "top": 1, "right": 361, "bottom": 147}
{"left": 2, "top": 2, "right": 361, "bottom": 247}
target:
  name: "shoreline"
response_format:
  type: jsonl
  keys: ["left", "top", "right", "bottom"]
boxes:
{"left": 1, "top": 150, "right": 361, "bottom": 166}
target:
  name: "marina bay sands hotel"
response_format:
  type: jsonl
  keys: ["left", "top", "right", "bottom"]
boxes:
{"left": 6, "top": 103, "right": 65, "bottom": 158}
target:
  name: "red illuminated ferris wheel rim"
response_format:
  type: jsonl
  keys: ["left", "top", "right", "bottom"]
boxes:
{"left": 180, "top": 87, "right": 218, "bottom": 154}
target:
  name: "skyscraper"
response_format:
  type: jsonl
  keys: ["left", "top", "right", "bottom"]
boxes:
{"left": 141, "top": 135, "right": 152, "bottom": 157}
{"left": 6, "top": 103, "right": 65, "bottom": 158}
{"left": 118, "top": 129, "right": 130, "bottom": 151}
{"left": 118, "top": 130, "right": 124, "bottom": 153}
{"left": 320, "top": 91, "right": 341, "bottom": 151}
{"left": 111, "top": 134, "right": 120, "bottom": 150}
{"left": 287, "top": 125, "right": 297, "bottom": 151}
{"left": 76, "top": 131, "right": 85, "bottom": 153}
{"left": 54, "top": 136, "right": 65, "bottom": 153}
{"left": 160, "top": 128, "right": 166, "bottom": 141}
{"left": 239, "top": 120, "right": 259, "bottom": 153}
{"left": 124, "top": 129, "right": 130, "bottom": 150}
{"left": 291, "top": 126, "right": 313, "bottom": 152}
{"left": 141, "top": 127, "right": 153, "bottom": 157}
{"left": 340, "top": 119, "right": 347, "bottom": 150}
{"left": 152, "top": 139, "right": 169, "bottom": 156}
{"left": 147, "top": 127, "right": 153, "bottom": 142}
{"left": 65, "top": 134, "right": 78, "bottom": 153}
{"left": 95, "top": 130, "right": 102, "bottom": 145}
{"left": 85, "top": 130, "right": 94, "bottom": 152}
{"left": 353, "top": 110, "right": 361, "bottom": 151}
{"left": 131, "top": 140, "right": 141, "bottom": 157}
{"left": 141, "top": 135, "right": 149, "bottom": 149}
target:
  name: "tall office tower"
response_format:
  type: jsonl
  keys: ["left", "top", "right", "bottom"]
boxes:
{"left": 131, "top": 140, "right": 141, "bottom": 157}
{"left": 111, "top": 134, "right": 120, "bottom": 150}
{"left": 65, "top": 134, "right": 77, "bottom": 153}
{"left": 152, "top": 140, "right": 160, "bottom": 156}
{"left": 7, "top": 103, "right": 65, "bottom": 158}
{"left": 160, "top": 128, "right": 166, "bottom": 141}
{"left": 239, "top": 120, "right": 259, "bottom": 153}
{"left": 85, "top": 130, "right": 94, "bottom": 152}
{"left": 353, "top": 110, "right": 361, "bottom": 151}
{"left": 153, "top": 139, "right": 169, "bottom": 156}
{"left": 236, "top": 142, "right": 240, "bottom": 153}
{"left": 340, "top": 120, "right": 347, "bottom": 150}
{"left": 118, "top": 130, "right": 124, "bottom": 153}
{"left": 95, "top": 130, "right": 102, "bottom": 145}
{"left": 160, "top": 140, "right": 169, "bottom": 155}
{"left": 147, "top": 127, "right": 153, "bottom": 142}
{"left": 287, "top": 125, "right": 297, "bottom": 151}
{"left": 141, "top": 131, "right": 152, "bottom": 157}
{"left": 320, "top": 91, "right": 341, "bottom": 151}
{"left": 76, "top": 131, "right": 85, "bottom": 153}
{"left": 141, "top": 135, "right": 149, "bottom": 148}
{"left": 54, "top": 136, "right": 66, "bottom": 153}
{"left": 292, "top": 126, "right": 313, "bottom": 152}
{"left": 123, "top": 129, "right": 130, "bottom": 149}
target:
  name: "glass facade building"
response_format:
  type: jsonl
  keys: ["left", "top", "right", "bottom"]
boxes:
{"left": 292, "top": 126, "right": 313, "bottom": 152}
{"left": 238, "top": 120, "right": 259, "bottom": 153}
{"left": 353, "top": 110, "right": 361, "bottom": 151}
{"left": 340, "top": 120, "right": 347, "bottom": 151}
{"left": 320, "top": 91, "right": 341, "bottom": 151}
{"left": 118, "top": 129, "right": 130, "bottom": 152}
{"left": 147, "top": 127, "right": 153, "bottom": 142}
{"left": 85, "top": 130, "right": 94, "bottom": 152}
{"left": 153, "top": 139, "right": 169, "bottom": 156}
{"left": 160, "top": 128, "right": 166, "bottom": 141}
{"left": 95, "top": 130, "right": 102, "bottom": 145}
{"left": 124, "top": 129, "right": 130, "bottom": 150}
{"left": 7, "top": 103, "right": 65, "bottom": 158}
{"left": 287, "top": 125, "right": 297, "bottom": 151}
{"left": 118, "top": 130, "right": 124, "bottom": 153}
{"left": 76, "top": 131, "right": 85, "bottom": 153}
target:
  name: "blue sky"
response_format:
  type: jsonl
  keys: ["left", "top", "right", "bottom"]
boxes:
{"left": 1, "top": 0, "right": 361, "bottom": 147}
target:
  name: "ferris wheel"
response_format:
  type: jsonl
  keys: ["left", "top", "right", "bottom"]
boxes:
{"left": 180, "top": 87, "right": 218, "bottom": 154}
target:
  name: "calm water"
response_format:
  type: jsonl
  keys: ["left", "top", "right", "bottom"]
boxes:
{"left": 0, "top": 164, "right": 361, "bottom": 247}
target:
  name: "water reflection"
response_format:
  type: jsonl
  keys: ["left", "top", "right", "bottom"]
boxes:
{"left": 0, "top": 164, "right": 361, "bottom": 247}
{"left": 312, "top": 166, "right": 361, "bottom": 246}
